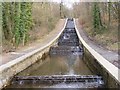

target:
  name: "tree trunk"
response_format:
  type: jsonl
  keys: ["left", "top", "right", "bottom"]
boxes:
{"left": 118, "top": 2, "right": 120, "bottom": 54}
{"left": 108, "top": 2, "right": 111, "bottom": 30}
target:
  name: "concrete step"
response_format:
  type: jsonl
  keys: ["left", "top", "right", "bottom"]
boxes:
{"left": 58, "top": 42, "right": 79, "bottom": 46}
{"left": 49, "top": 46, "right": 83, "bottom": 55}
{"left": 63, "top": 29, "right": 76, "bottom": 33}
{"left": 12, "top": 75, "right": 104, "bottom": 85}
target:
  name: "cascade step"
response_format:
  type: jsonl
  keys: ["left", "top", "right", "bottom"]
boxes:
{"left": 58, "top": 42, "right": 79, "bottom": 46}
{"left": 49, "top": 46, "right": 83, "bottom": 55}
{"left": 61, "top": 33, "right": 78, "bottom": 37}
{"left": 58, "top": 41, "right": 79, "bottom": 43}
{"left": 58, "top": 37, "right": 79, "bottom": 42}
{"left": 63, "top": 29, "right": 76, "bottom": 33}
{"left": 66, "top": 20, "right": 75, "bottom": 28}
{"left": 59, "top": 33, "right": 78, "bottom": 38}
{"left": 12, "top": 75, "right": 104, "bottom": 86}
{"left": 58, "top": 38, "right": 79, "bottom": 42}
{"left": 61, "top": 32, "right": 77, "bottom": 36}
{"left": 50, "top": 46, "right": 83, "bottom": 51}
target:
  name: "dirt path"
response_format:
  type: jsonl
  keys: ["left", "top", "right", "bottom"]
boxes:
{"left": 1, "top": 19, "right": 66, "bottom": 66}
{"left": 75, "top": 19, "right": 119, "bottom": 68}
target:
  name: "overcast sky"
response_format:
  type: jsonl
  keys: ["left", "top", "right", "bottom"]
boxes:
{"left": 50, "top": 0, "right": 80, "bottom": 9}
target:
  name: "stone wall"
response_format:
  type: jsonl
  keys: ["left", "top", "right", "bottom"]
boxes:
{"left": 83, "top": 47, "right": 120, "bottom": 88}
{"left": 0, "top": 46, "right": 51, "bottom": 89}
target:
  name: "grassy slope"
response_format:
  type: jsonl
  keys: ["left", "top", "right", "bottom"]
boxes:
{"left": 78, "top": 17, "right": 119, "bottom": 52}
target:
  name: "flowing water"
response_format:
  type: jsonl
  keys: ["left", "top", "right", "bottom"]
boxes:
{"left": 4, "top": 18, "right": 104, "bottom": 89}
{"left": 17, "top": 55, "right": 92, "bottom": 76}
{"left": 6, "top": 54, "right": 104, "bottom": 88}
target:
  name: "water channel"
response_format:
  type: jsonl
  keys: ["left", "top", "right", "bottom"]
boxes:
{"left": 3, "top": 18, "right": 104, "bottom": 89}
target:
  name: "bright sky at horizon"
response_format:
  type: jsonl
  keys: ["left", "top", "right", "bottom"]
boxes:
{"left": 51, "top": 0, "right": 80, "bottom": 9}
{"left": 51, "top": 0, "right": 80, "bottom": 3}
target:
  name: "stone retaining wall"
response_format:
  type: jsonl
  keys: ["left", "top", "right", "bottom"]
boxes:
{"left": 83, "top": 48, "right": 120, "bottom": 88}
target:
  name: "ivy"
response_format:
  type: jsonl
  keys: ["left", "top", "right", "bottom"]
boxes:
{"left": 2, "top": 2, "right": 33, "bottom": 47}
{"left": 93, "top": 2, "right": 103, "bottom": 35}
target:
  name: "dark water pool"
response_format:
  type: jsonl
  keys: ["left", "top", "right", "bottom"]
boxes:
{"left": 17, "top": 55, "right": 92, "bottom": 76}
{"left": 5, "top": 54, "right": 104, "bottom": 89}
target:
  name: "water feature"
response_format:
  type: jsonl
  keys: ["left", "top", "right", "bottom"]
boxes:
{"left": 3, "top": 18, "right": 104, "bottom": 89}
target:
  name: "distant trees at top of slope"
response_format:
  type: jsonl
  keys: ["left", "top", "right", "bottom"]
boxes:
{"left": 72, "top": 2, "right": 119, "bottom": 51}
{"left": 73, "top": 2, "right": 119, "bottom": 35}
